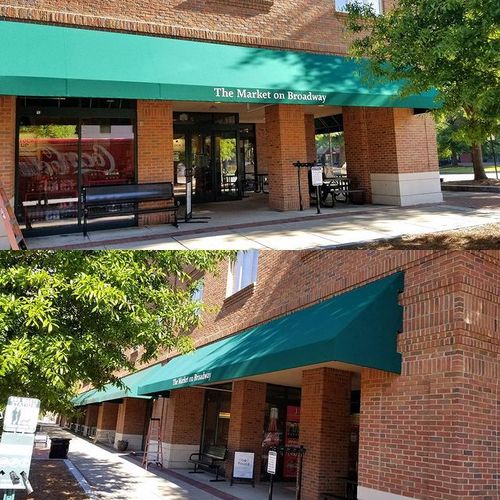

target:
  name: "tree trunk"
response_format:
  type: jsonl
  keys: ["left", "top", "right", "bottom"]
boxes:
{"left": 471, "top": 143, "right": 487, "bottom": 180}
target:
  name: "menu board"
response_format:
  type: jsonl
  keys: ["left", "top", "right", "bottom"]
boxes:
{"left": 283, "top": 405, "right": 300, "bottom": 479}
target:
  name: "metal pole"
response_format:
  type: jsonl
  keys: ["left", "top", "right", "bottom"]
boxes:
{"left": 268, "top": 473, "right": 274, "bottom": 500}
{"left": 316, "top": 185, "right": 321, "bottom": 214}
{"left": 296, "top": 162, "right": 303, "bottom": 211}
{"left": 296, "top": 447, "right": 305, "bottom": 500}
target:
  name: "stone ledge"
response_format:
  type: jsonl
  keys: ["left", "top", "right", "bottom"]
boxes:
{"left": 441, "top": 184, "right": 500, "bottom": 193}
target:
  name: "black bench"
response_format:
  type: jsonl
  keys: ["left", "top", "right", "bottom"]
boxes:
{"left": 82, "top": 182, "right": 179, "bottom": 236}
{"left": 321, "top": 179, "right": 366, "bottom": 206}
{"left": 188, "top": 446, "right": 227, "bottom": 482}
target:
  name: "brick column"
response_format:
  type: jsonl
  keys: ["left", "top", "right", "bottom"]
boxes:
{"left": 160, "top": 387, "right": 205, "bottom": 468}
{"left": 83, "top": 404, "right": 99, "bottom": 437}
{"left": 0, "top": 96, "right": 16, "bottom": 200}
{"left": 343, "top": 107, "right": 442, "bottom": 205}
{"left": 300, "top": 367, "right": 352, "bottom": 499}
{"left": 305, "top": 114, "right": 316, "bottom": 163}
{"left": 114, "top": 398, "right": 149, "bottom": 451}
{"left": 95, "top": 402, "right": 119, "bottom": 444}
{"left": 137, "top": 100, "right": 174, "bottom": 225}
{"left": 357, "top": 252, "right": 499, "bottom": 500}
{"left": 265, "top": 105, "right": 310, "bottom": 211}
{"left": 227, "top": 380, "right": 266, "bottom": 482}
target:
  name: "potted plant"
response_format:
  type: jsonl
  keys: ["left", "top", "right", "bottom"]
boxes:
{"left": 116, "top": 440, "right": 128, "bottom": 452}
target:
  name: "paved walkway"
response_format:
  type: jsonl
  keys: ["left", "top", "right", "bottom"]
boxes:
{"left": 27, "top": 192, "right": 500, "bottom": 250}
{"left": 66, "top": 435, "right": 294, "bottom": 499}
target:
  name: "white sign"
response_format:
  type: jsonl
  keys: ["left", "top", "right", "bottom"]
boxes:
{"left": 267, "top": 450, "right": 277, "bottom": 475}
{"left": 3, "top": 397, "right": 41, "bottom": 433}
{"left": 311, "top": 166, "right": 324, "bottom": 187}
{"left": 213, "top": 87, "right": 327, "bottom": 104}
{"left": 233, "top": 451, "right": 255, "bottom": 479}
{"left": 0, "top": 443, "right": 33, "bottom": 490}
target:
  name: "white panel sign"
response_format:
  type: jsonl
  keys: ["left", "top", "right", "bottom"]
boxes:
{"left": 311, "top": 166, "right": 324, "bottom": 187}
{"left": 233, "top": 451, "right": 254, "bottom": 479}
{"left": 0, "top": 443, "right": 33, "bottom": 490}
{"left": 3, "top": 397, "right": 40, "bottom": 433}
{"left": 267, "top": 450, "right": 277, "bottom": 474}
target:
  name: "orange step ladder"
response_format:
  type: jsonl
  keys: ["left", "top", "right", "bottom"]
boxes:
{"left": 142, "top": 417, "right": 163, "bottom": 470}
{"left": 0, "top": 183, "right": 26, "bottom": 250}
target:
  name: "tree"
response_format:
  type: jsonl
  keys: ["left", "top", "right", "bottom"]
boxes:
{"left": 436, "top": 116, "right": 469, "bottom": 165}
{"left": 0, "top": 251, "right": 233, "bottom": 413}
{"left": 345, "top": 0, "right": 500, "bottom": 180}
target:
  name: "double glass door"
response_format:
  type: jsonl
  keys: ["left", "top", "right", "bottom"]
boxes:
{"left": 173, "top": 129, "right": 241, "bottom": 203}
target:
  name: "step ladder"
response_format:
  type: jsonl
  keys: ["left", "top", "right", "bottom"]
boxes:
{"left": 142, "top": 417, "right": 163, "bottom": 470}
{"left": 0, "top": 183, "right": 27, "bottom": 250}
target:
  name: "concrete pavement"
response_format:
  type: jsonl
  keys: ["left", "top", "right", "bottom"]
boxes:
{"left": 27, "top": 192, "right": 500, "bottom": 250}
{"left": 66, "top": 435, "right": 294, "bottom": 499}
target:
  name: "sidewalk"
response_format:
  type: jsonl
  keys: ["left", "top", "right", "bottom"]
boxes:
{"left": 66, "top": 435, "right": 294, "bottom": 499}
{"left": 27, "top": 192, "right": 500, "bottom": 250}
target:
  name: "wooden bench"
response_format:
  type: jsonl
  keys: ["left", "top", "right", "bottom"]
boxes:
{"left": 82, "top": 182, "right": 179, "bottom": 236}
{"left": 188, "top": 445, "right": 227, "bottom": 482}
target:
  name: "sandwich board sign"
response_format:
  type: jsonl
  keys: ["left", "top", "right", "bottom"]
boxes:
{"left": 3, "top": 397, "right": 40, "bottom": 434}
{"left": 231, "top": 451, "right": 255, "bottom": 486}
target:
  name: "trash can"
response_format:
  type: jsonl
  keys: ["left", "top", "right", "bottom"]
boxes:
{"left": 49, "top": 438, "right": 71, "bottom": 459}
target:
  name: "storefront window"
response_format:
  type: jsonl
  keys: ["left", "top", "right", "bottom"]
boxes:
{"left": 262, "top": 385, "right": 301, "bottom": 481}
{"left": 16, "top": 97, "right": 136, "bottom": 234}
{"left": 18, "top": 121, "right": 79, "bottom": 230}
{"left": 80, "top": 119, "right": 135, "bottom": 188}
{"left": 201, "top": 386, "right": 232, "bottom": 453}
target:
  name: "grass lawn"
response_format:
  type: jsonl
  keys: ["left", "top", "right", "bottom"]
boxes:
{"left": 440, "top": 165, "right": 499, "bottom": 174}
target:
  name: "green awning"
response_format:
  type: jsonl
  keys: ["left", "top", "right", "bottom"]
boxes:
{"left": 72, "top": 363, "right": 164, "bottom": 406}
{"left": 0, "top": 21, "right": 437, "bottom": 108}
{"left": 138, "top": 272, "right": 404, "bottom": 395}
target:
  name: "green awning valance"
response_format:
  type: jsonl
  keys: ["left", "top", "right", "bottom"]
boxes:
{"left": 0, "top": 21, "right": 437, "bottom": 108}
{"left": 138, "top": 272, "right": 404, "bottom": 395}
{"left": 72, "top": 363, "right": 164, "bottom": 406}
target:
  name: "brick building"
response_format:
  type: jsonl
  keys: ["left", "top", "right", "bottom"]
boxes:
{"left": 0, "top": 0, "right": 443, "bottom": 238}
{"left": 70, "top": 250, "right": 499, "bottom": 500}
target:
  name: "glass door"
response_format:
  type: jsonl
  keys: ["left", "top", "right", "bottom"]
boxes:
{"left": 191, "top": 133, "right": 215, "bottom": 203}
{"left": 18, "top": 121, "right": 79, "bottom": 231}
{"left": 215, "top": 131, "right": 240, "bottom": 201}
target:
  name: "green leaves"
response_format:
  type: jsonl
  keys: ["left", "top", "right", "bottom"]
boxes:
{"left": 0, "top": 251, "right": 233, "bottom": 414}
{"left": 345, "top": 0, "right": 500, "bottom": 160}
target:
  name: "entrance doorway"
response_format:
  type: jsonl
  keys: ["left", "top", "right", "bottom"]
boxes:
{"left": 173, "top": 112, "right": 254, "bottom": 204}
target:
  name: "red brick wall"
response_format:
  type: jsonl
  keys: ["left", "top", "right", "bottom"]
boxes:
{"left": 84, "top": 405, "right": 99, "bottom": 428}
{"left": 96, "top": 402, "right": 119, "bottom": 431}
{"left": 162, "top": 387, "right": 205, "bottom": 445}
{"left": 137, "top": 100, "right": 174, "bottom": 225}
{"left": 343, "top": 107, "right": 439, "bottom": 200}
{"left": 394, "top": 108, "right": 439, "bottom": 172}
{"left": 359, "top": 251, "right": 500, "bottom": 499}
{"left": 305, "top": 113, "right": 316, "bottom": 163}
{"left": 0, "top": 96, "right": 16, "bottom": 200}
{"left": 116, "top": 398, "right": 149, "bottom": 436}
{"left": 0, "top": 1, "right": 393, "bottom": 55}
{"left": 227, "top": 380, "right": 267, "bottom": 479}
{"left": 301, "top": 367, "right": 352, "bottom": 498}
{"left": 265, "top": 104, "right": 310, "bottom": 210}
